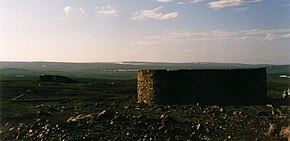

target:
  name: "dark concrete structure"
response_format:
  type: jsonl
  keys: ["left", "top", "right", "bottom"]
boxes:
{"left": 39, "top": 75, "right": 79, "bottom": 83}
{"left": 137, "top": 68, "right": 267, "bottom": 105}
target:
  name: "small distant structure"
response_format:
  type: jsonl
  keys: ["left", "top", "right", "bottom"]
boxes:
{"left": 280, "top": 75, "right": 290, "bottom": 79}
{"left": 282, "top": 88, "right": 290, "bottom": 98}
{"left": 38, "top": 75, "right": 79, "bottom": 83}
{"left": 137, "top": 68, "right": 267, "bottom": 105}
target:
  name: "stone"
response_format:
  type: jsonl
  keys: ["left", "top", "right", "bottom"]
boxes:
{"left": 67, "top": 114, "right": 95, "bottom": 122}
{"left": 279, "top": 126, "right": 290, "bottom": 139}
{"left": 97, "top": 110, "right": 114, "bottom": 120}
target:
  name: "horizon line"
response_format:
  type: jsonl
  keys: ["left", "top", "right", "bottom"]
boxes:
{"left": 0, "top": 60, "right": 289, "bottom": 65}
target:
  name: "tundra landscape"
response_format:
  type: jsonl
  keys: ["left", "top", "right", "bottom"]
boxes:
{"left": 0, "top": 62, "right": 289, "bottom": 140}
{"left": 1, "top": 0, "right": 289, "bottom": 140}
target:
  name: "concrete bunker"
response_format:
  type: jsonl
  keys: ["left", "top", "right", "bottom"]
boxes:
{"left": 137, "top": 68, "right": 267, "bottom": 105}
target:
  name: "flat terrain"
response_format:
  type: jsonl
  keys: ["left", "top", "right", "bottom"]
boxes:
{"left": 0, "top": 62, "right": 289, "bottom": 140}
{"left": 0, "top": 79, "right": 289, "bottom": 141}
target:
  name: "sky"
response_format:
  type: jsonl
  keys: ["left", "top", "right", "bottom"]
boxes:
{"left": 0, "top": 0, "right": 289, "bottom": 64}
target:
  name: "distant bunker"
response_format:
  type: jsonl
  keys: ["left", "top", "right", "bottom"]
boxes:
{"left": 137, "top": 68, "right": 267, "bottom": 105}
{"left": 39, "top": 75, "right": 79, "bottom": 83}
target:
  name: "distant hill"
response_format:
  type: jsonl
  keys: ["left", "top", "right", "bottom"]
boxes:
{"left": 39, "top": 75, "right": 79, "bottom": 83}
{"left": 0, "top": 61, "right": 289, "bottom": 81}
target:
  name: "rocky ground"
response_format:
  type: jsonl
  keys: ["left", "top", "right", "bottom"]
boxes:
{"left": 0, "top": 81, "right": 289, "bottom": 140}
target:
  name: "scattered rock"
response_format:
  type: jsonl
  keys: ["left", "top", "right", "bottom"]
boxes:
{"left": 97, "top": 110, "right": 114, "bottom": 120}
{"left": 279, "top": 126, "right": 290, "bottom": 139}
{"left": 2, "top": 99, "right": 289, "bottom": 140}
{"left": 67, "top": 114, "right": 95, "bottom": 122}
{"left": 257, "top": 111, "right": 269, "bottom": 116}
{"left": 160, "top": 114, "right": 176, "bottom": 124}
{"left": 266, "top": 123, "right": 276, "bottom": 136}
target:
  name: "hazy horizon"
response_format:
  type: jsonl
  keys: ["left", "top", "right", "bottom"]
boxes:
{"left": 1, "top": 60, "right": 290, "bottom": 65}
{"left": 1, "top": 0, "right": 290, "bottom": 64}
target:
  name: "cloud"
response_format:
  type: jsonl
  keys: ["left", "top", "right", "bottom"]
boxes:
{"left": 64, "top": 6, "right": 72, "bottom": 16}
{"left": 231, "top": 7, "right": 248, "bottom": 12}
{"left": 157, "top": 0, "right": 205, "bottom": 4}
{"left": 208, "top": 0, "right": 262, "bottom": 10}
{"left": 177, "top": 2, "right": 186, "bottom": 4}
{"left": 132, "top": 7, "right": 178, "bottom": 22}
{"left": 143, "top": 29, "right": 290, "bottom": 44}
{"left": 96, "top": 5, "right": 118, "bottom": 16}
{"left": 280, "top": 33, "right": 290, "bottom": 39}
{"left": 64, "top": 6, "right": 85, "bottom": 16}
{"left": 79, "top": 8, "right": 85, "bottom": 14}
{"left": 190, "top": 0, "right": 205, "bottom": 4}
{"left": 265, "top": 33, "right": 277, "bottom": 41}
{"left": 157, "top": 0, "right": 173, "bottom": 2}
{"left": 279, "top": 3, "right": 290, "bottom": 7}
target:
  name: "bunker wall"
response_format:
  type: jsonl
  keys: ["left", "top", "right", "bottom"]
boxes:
{"left": 137, "top": 68, "right": 267, "bottom": 105}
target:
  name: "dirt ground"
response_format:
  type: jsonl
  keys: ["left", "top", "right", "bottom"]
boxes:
{"left": 0, "top": 80, "right": 289, "bottom": 141}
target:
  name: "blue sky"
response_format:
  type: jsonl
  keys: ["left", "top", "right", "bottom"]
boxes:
{"left": 0, "top": 0, "right": 289, "bottom": 64}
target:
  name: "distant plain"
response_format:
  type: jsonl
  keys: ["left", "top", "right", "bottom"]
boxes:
{"left": 0, "top": 62, "right": 289, "bottom": 140}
